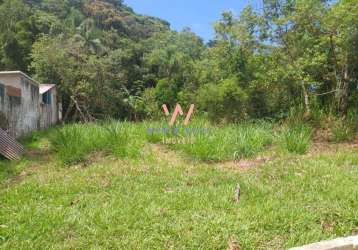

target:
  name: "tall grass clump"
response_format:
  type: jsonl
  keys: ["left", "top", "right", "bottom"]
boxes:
{"left": 330, "top": 118, "right": 353, "bottom": 142}
{"left": 173, "top": 127, "right": 227, "bottom": 161}
{"left": 143, "top": 120, "right": 169, "bottom": 143}
{"left": 232, "top": 122, "right": 273, "bottom": 159}
{"left": 174, "top": 121, "right": 273, "bottom": 161}
{"left": 50, "top": 124, "right": 105, "bottom": 164}
{"left": 103, "top": 121, "right": 143, "bottom": 158}
{"left": 50, "top": 122, "right": 143, "bottom": 165}
{"left": 329, "top": 113, "right": 358, "bottom": 142}
{"left": 165, "top": 119, "right": 224, "bottom": 161}
{"left": 282, "top": 123, "right": 312, "bottom": 154}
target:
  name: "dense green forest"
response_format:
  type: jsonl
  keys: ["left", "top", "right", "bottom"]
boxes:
{"left": 0, "top": 0, "right": 357, "bottom": 122}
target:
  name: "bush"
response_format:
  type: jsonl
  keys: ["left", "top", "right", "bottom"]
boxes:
{"left": 282, "top": 124, "right": 312, "bottom": 154}
{"left": 197, "top": 77, "right": 248, "bottom": 123}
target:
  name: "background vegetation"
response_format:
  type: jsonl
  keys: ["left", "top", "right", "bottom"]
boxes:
{"left": 0, "top": 0, "right": 357, "bottom": 123}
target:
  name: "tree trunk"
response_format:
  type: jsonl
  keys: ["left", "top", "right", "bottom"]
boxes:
{"left": 335, "top": 53, "right": 349, "bottom": 117}
{"left": 62, "top": 100, "right": 74, "bottom": 123}
{"left": 336, "top": 76, "right": 349, "bottom": 117}
{"left": 302, "top": 81, "right": 310, "bottom": 117}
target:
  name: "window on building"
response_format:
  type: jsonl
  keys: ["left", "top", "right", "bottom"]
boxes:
{"left": 9, "top": 96, "right": 21, "bottom": 106}
{"left": 42, "top": 91, "right": 52, "bottom": 105}
{"left": 0, "top": 83, "right": 4, "bottom": 99}
{"left": 0, "top": 83, "right": 4, "bottom": 106}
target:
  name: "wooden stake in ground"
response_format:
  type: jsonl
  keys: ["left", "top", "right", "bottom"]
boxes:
{"left": 235, "top": 184, "right": 241, "bottom": 203}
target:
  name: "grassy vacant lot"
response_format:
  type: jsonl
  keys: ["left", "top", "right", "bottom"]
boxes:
{"left": 1, "top": 120, "right": 358, "bottom": 249}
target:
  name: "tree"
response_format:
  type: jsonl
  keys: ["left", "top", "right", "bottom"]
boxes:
{"left": 0, "top": 0, "right": 35, "bottom": 71}
{"left": 323, "top": 0, "right": 358, "bottom": 116}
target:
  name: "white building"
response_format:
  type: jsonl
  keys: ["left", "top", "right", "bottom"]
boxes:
{"left": 0, "top": 71, "right": 61, "bottom": 138}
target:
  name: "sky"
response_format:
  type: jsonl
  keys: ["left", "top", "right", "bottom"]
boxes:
{"left": 124, "top": 0, "right": 263, "bottom": 42}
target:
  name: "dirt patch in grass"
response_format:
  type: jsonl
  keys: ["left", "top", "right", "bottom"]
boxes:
{"left": 312, "top": 128, "right": 332, "bottom": 142}
{"left": 313, "top": 128, "right": 358, "bottom": 143}
{"left": 215, "top": 140, "right": 358, "bottom": 171}
{"left": 2, "top": 161, "right": 39, "bottom": 187}
{"left": 150, "top": 144, "right": 185, "bottom": 166}
{"left": 227, "top": 237, "right": 242, "bottom": 250}
{"left": 309, "top": 141, "right": 358, "bottom": 155}
{"left": 2, "top": 146, "right": 56, "bottom": 186}
{"left": 149, "top": 143, "right": 276, "bottom": 171}
{"left": 217, "top": 156, "right": 274, "bottom": 171}
{"left": 71, "top": 151, "right": 109, "bottom": 168}
{"left": 25, "top": 148, "right": 51, "bottom": 163}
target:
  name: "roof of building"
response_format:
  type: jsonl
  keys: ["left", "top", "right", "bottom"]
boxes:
{"left": 0, "top": 71, "right": 41, "bottom": 86}
{"left": 39, "top": 84, "right": 56, "bottom": 94}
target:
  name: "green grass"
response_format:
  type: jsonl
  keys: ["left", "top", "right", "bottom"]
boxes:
{"left": 1, "top": 120, "right": 358, "bottom": 249}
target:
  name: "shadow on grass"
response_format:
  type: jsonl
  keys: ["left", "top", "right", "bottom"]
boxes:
{"left": 0, "top": 157, "right": 29, "bottom": 183}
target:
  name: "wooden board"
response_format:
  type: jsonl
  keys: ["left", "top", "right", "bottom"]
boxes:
{"left": 0, "top": 128, "right": 24, "bottom": 160}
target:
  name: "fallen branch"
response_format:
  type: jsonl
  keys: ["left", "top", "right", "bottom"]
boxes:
{"left": 313, "top": 89, "right": 338, "bottom": 96}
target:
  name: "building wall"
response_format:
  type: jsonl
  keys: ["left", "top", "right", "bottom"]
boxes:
{"left": 0, "top": 74, "right": 40, "bottom": 138}
{"left": 39, "top": 88, "right": 59, "bottom": 129}
{"left": 50, "top": 88, "right": 58, "bottom": 124}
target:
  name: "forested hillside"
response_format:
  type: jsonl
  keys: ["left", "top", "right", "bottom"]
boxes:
{"left": 2, "top": 2, "right": 358, "bottom": 248}
{"left": 0, "top": 0, "right": 357, "bottom": 122}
